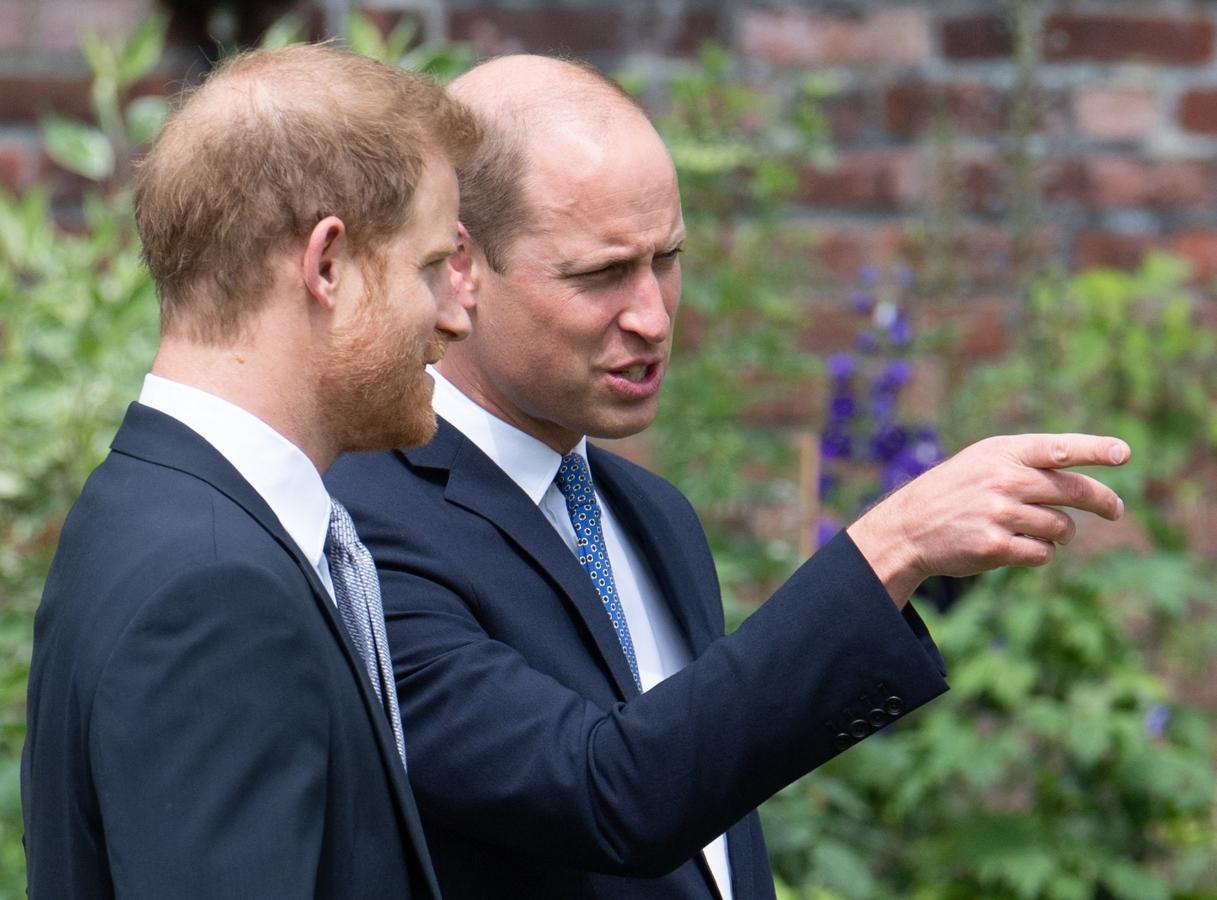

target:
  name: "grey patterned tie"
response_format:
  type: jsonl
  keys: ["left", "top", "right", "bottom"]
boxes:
{"left": 325, "top": 499, "right": 407, "bottom": 769}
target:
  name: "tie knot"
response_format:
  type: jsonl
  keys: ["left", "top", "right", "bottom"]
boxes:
{"left": 554, "top": 452, "right": 593, "bottom": 498}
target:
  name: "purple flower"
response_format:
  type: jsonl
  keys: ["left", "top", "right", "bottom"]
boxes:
{"left": 857, "top": 330, "right": 878, "bottom": 353}
{"left": 815, "top": 515, "right": 841, "bottom": 548}
{"left": 829, "top": 392, "right": 856, "bottom": 421}
{"left": 857, "top": 263, "right": 881, "bottom": 285}
{"left": 882, "top": 448, "right": 928, "bottom": 490}
{"left": 870, "top": 423, "right": 908, "bottom": 463}
{"left": 1145, "top": 704, "right": 1171, "bottom": 739}
{"left": 869, "top": 392, "right": 896, "bottom": 421}
{"left": 872, "top": 359, "right": 913, "bottom": 395}
{"left": 850, "top": 291, "right": 875, "bottom": 314}
{"left": 818, "top": 472, "right": 835, "bottom": 499}
{"left": 821, "top": 425, "right": 853, "bottom": 460}
{"left": 826, "top": 352, "right": 856, "bottom": 382}
{"left": 889, "top": 311, "right": 913, "bottom": 347}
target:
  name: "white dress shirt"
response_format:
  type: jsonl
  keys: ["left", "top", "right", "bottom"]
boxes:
{"left": 430, "top": 368, "right": 734, "bottom": 900}
{"left": 138, "top": 373, "right": 336, "bottom": 600}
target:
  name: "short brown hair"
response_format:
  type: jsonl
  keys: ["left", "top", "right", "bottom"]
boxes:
{"left": 135, "top": 43, "right": 480, "bottom": 342}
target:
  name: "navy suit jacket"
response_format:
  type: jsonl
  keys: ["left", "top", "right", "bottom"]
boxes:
{"left": 22, "top": 403, "right": 440, "bottom": 899}
{"left": 326, "top": 419, "right": 949, "bottom": 899}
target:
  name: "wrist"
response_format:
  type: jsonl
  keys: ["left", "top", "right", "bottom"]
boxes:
{"left": 847, "top": 510, "right": 925, "bottom": 610}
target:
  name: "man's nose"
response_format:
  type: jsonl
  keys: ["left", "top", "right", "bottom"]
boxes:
{"left": 435, "top": 285, "right": 473, "bottom": 341}
{"left": 619, "top": 270, "right": 672, "bottom": 345}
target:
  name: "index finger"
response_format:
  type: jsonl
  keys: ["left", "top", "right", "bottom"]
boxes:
{"left": 1007, "top": 433, "right": 1131, "bottom": 470}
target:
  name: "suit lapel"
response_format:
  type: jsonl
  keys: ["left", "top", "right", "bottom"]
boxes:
{"left": 589, "top": 447, "right": 720, "bottom": 656}
{"left": 405, "top": 420, "right": 641, "bottom": 699}
{"left": 111, "top": 403, "right": 438, "bottom": 894}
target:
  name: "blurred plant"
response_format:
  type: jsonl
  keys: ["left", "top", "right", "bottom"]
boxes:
{"left": 258, "top": 11, "right": 473, "bottom": 82}
{"left": 638, "top": 43, "right": 833, "bottom": 603}
{"left": 766, "top": 558, "right": 1216, "bottom": 899}
{"left": 42, "top": 15, "right": 170, "bottom": 186}
{"left": 815, "top": 264, "right": 944, "bottom": 544}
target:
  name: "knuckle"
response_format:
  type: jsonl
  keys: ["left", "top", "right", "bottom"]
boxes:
{"left": 1049, "top": 438, "right": 1071, "bottom": 468}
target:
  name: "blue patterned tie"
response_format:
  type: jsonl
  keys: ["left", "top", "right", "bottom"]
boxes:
{"left": 554, "top": 452, "right": 642, "bottom": 692}
{"left": 326, "top": 499, "right": 408, "bottom": 769}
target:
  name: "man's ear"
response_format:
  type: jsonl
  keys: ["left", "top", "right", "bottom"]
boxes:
{"left": 448, "top": 223, "right": 484, "bottom": 311}
{"left": 302, "top": 216, "right": 348, "bottom": 311}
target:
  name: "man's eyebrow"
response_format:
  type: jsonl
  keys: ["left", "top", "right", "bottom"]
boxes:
{"left": 554, "top": 237, "right": 687, "bottom": 277}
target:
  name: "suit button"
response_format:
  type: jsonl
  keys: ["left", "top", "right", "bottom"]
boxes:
{"left": 833, "top": 733, "right": 852, "bottom": 751}
{"left": 848, "top": 718, "right": 869, "bottom": 739}
{"left": 868, "top": 708, "right": 887, "bottom": 727}
{"left": 884, "top": 696, "right": 904, "bottom": 716}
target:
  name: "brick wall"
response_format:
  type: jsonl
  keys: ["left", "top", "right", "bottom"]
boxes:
{"left": 5, "top": 0, "right": 1217, "bottom": 328}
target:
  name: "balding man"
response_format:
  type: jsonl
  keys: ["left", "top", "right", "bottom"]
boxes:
{"left": 327, "top": 55, "right": 1128, "bottom": 900}
{"left": 21, "top": 45, "right": 478, "bottom": 899}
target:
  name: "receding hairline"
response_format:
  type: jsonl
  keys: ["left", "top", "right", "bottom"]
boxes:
{"left": 451, "top": 54, "right": 649, "bottom": 142}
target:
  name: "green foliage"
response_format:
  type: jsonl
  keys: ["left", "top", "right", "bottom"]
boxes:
{"left": 342, "top": 11, "right": 474, "bottom": 82}
{"left": 765, "top": 560, "right": 1217, "bottom": 898}
{"left": 44, "top": 14, "right": 169, "bottom": 184}
{"left": 642, "top": 43, "right": 832, "bottom": 603}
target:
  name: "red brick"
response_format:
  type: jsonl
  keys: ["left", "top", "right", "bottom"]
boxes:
{"left": 0, "top": 75, "right": 93, "bottom": 120}
{"left": 799, "top": 222, "right": 905, "bottom": 280}
{"left": 448, "top": 9, "right": 624, "bottom": 57}
{"left": 1043, "top": 14, "right": 1214, "bottom": 65}
{"left": 33, "top": 0, "right": 151, "bottom": 53}
{"left": 1076, "top": 231, "right": 1157, "bottom": 271}
{"left": 635, "top": 9, "right": 722, "bottom": 56}
{"left": 1042, "top": 156, "right": 1215, "bottom": 210}
{"left": 0, "top": 0, "right": 32, "bottom": 51}
{"left": 822, "top": 89, "right": 869, "bottom": 146}
{"left": 885, "top": 81, "right": 1007, "bottom": 138}
{"left": 924, "top": 297, "right": 1015, "bottom": 358}
{"left": 1074, "top": 87, "right": 1160, "bottom": 141}
{"left": 1179, "top": 89, "right": 1217, "bottom": 134}
{"left": 1039, "top": 157, "right": 1090, "bottom": 205}
{"left": 941, "top": 14, "right": 1013, "bottom": 60}
{"left": 797, "top": 150, "right": 924, "bottom": 211}
{"left": 1173, "top": 231, "right": 1217, "bottom": 282}
{"left": 739, "top": 7, "right": 930, "bottom": 67}
{"left": 0, "top": 136, "right": 39, "bottom": 192}
{"left": 1151, "top": 160, "right": 1216, "bottom": 208}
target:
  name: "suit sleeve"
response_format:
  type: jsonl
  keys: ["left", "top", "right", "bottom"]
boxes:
{"left": 88, "top": 562, "right": 331, "bottom": 899}
{"left": 361, "top": 489, "right": 949, "bottom": 877}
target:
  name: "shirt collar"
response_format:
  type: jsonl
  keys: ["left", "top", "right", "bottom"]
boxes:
{"left": 137, "top": 373, "right": 332, "bottom": 572}
{"left": 430, "top": 366, "right": 588, "bottom": 504}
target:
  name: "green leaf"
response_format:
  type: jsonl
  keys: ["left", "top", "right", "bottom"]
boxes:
{"left": 346, "top": 11, "right": 387, "bottom": 62}
{"left": 125, "top": 95, "right": 169, "bottom": 145}
{"left": 117, "top": 13, "right": 168, "bottom": 87}
{"left": 41, "top": 115, "right": 114, "bottom": 181}
{"left": 384, "top": 17, "right": 420, "bottom": 61}
{"left": 259, "top": 14, "right": 304, "bottom": 50}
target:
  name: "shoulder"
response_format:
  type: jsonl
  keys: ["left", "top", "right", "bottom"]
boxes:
{"left": 589, "top": 446, "right": 700, "bottom": 523}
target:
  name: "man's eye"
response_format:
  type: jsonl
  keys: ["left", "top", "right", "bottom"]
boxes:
{"left": 655, "top": 248, "right": 683, "bottom": 264}
{"left": 580, "top": 262, "right": 626, "bottom": 279}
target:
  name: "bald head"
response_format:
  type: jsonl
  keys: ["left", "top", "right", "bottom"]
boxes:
{"left": 135, "top": 44, "right": 479, "bottom": 343}
{"left": 449, "top": 54, "right": 660, "bottom": 272}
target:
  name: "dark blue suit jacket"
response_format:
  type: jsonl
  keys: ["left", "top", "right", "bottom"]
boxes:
{"left": 326, "top": 419, "right": 949, "bottom": 899}
{"left": 22, "top": 403, "right": 440, "bottom": 899}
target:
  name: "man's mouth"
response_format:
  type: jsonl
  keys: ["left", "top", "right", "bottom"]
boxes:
{"left": 618, "top": 364, "right": 648, "bottom": 382}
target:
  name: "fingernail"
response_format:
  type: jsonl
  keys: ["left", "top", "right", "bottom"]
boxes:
{"left": 1109, "top": 442, "right": 1128, "bottom": 464}
{"left": 1117, "top": 496, "right": 1125, "bottom": 518}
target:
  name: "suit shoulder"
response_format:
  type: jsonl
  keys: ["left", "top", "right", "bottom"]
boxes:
{"left": 591, "top": 447, "right": 695, "bottom": 512}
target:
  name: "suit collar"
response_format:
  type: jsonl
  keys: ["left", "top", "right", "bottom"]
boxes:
{"left": 406, "top": 420, "right": 642, "bottom": 698}
{"left": 111, "top": 403, "right": 437, "bottom": 891}
{"left": 588, "top": 447, "right": 720, "bottom": 656}
{"left": 407, "top": 419, "right": 718, "bottom": 680}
